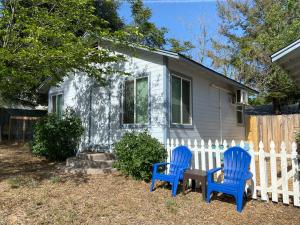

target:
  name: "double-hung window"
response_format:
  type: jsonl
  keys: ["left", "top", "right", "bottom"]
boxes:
{"left": 171, "top": 74, "right": 192, "bottom": 125}
{"left": 236, "top": 105, "right": 244, "bottom": 125}
{"left": 51, "top": 94, "right": 63, "bottom": 117}
{"left": 123, "top": 77, "right": 148, "bottom": 124}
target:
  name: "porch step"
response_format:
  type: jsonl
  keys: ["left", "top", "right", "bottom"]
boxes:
{"left": 65, "top": 152, "right": 117, "bottom": 175}
{"left": 66, "top": 157, "right": 114, "bottom": 168}
{"left": 77, "top": 152, "right": 116, "bottom": 161}
{"left": 65, "top": 167, "right": 117, "bottom": 175}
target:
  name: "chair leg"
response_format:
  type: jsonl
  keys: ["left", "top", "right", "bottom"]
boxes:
{"left": 150, "top": 178, "right": 156, "bottom": 192}
{"left": 236, "top": 193, "right": 243, "bottom": 212}
{"left": 206, "top": 188, "right": 212, "bottom": 203}
{"left": 171, "top": 180, "right": 179, "bottom": 197}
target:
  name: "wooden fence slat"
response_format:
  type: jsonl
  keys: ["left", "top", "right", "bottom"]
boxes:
{"left": 259, "top": 141, "right": 268, "bottom": 201}
{"left": 270, "top": 141, "right": 278, "bottom": 202}
{"left": 208, "top": 140, "right": 213, "bottom": 170}
{"left": 280, "top": 142, "right": 289, "bottom": 204}
{"left": 291, "top": 142, "right": 300, "bottom": 207}
{"left": 249, "top": 142, "right": 257, "bottom": 199}
{"left": 200, "top": 139, "right": 206, "bottom": 171}
{"left": 215, "top": 140, "right": 221, "bottom": 177}
{"left": 193, "top": 140, "right": 199, "bottom": 170}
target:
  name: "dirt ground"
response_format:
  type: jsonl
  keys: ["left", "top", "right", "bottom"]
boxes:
{"left": 0, "top": 144, "right": 299, "bottom": 225}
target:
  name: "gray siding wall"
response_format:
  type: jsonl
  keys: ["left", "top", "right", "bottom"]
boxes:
{"left": 48, "top": 49, "right": 166, "bottom": 151}
{"left": 168, "top": 59, "right": 246, "bottom": 142}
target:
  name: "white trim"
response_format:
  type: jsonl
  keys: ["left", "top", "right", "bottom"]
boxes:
{"left": 271, "top": 39, "right": 300, "bottom": 62}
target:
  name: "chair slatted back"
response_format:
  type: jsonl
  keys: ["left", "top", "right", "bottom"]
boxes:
{"left": 169, "top": 146, "right": 192, "bottom": 176}
{"left": 223, "top": 147, "right": 251, "bottom": 183}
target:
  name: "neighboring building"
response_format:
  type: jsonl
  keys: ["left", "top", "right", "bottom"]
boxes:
{"left": 271, "top": 39, "right": 300, "bottom": 86}
{"left": 0, "top": 106, "right": 47, "bottom": 142}
{"left": 42, "top": 46, "right": 257, "bottom": 151}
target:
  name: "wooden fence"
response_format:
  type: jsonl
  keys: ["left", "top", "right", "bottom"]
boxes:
{"left": 166, "top": 138, "right": 300, "bottom": 207}
{"left": 246, "top": 114, "right": 300, "bottom": 152}
{"left": 1, "top": 116, "right": 39, "bottom": 142}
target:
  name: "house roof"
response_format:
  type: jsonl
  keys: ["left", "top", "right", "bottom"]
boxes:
{"left": 38, "top": 42, "right": 259, "bottom": 94}
{"left": 271, "top": 39, "right": 300, "bottom": 86}
{"left": 136, "top": 47, "right": 258, "bottom": 93}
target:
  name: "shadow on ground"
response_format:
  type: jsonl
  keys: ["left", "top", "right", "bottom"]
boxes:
{"left": 0, "top": 143, "right": 90, "bottom": 186}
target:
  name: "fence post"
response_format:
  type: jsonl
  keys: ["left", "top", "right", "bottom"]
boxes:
{"left": 269, "top": 141, "right": 278, "bottom": 203}
{"left": 291, "top": 142, "right": 300, "bottom": 207}
{"left": 223, "top": 140, "right": 228, "bottom": 150}
{"left": 231, "top": 140, "right": 236, "bottom": 147}
{"left": 187, "top": 139, "right": 192, "bottom": 169}
{"left": 193, "top": 140, "right": 199, "bottom": 170}
{"left": 280, "top": 142, "right": 289, "bottom": 204}
{"left": 208, "top": 140, "right": 213, "bottom": 170}
{"left": 259, "top": 141, "right": 268, "bottom": 201}
{"left": 240, "top": 140, "right": 245, "bottom": 148}
{"left": 215, "top": 140, "right": 221, "bottom": 177}
{"left": 249, "top": 142, "right": 257, "bottom": 199}
{"left": 200, "top": 139, "right": 206, "bottom": 171}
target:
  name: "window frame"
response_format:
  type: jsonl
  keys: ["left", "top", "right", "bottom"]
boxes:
{"left": 170, "top": 73, "right": 193, "bottom": 127}
{"left": 236, "top": 105, "right": 244, "bottom": 126}
{"left": 122, "top": 76, "right": 150, "bottom": 127}
{"left": 50, "top": 92, "right": 64, "bottom": 117}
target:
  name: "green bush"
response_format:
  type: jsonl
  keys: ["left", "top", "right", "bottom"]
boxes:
{"left": 296, "top": 132, "right": 300, "bottom": 143}
{"left": 113, "top": 131, "right": 167, "bottom": 181}
{"left": 32, "top": 109, "right": 84, "bottom": 161}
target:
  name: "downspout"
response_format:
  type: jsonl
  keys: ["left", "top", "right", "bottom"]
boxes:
{"left": 88, "top": 82, "right": 93, "bottom": 149}
{"left": 108, "top": 79, "right": 112, "bottom": 152}
{"left": 219, "top": 89, "right": 223, "bottom": 143}
{"left": 163, "top": 56, "right": 170, "bottom": 147}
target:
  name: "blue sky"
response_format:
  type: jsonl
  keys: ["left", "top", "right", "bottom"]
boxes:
{"left": 118, "top": 0, "right": 222, "bottom": 67}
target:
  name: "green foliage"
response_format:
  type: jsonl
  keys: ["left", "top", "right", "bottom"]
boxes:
{"left": 127, "top": 0, "right": 194, "bottom": 53}
{"left": 169, "top": 38, "right": 195, "bottom": 56}
{"left": 0, "top": 0, "right": 127, "bottom": 102}
{"left": 113, "top": 131, "right": 167, "bottom": 181}
{"left": 32, "top": 108, "right": 84, "bottom": 161}
{"left": 208, "top": 0, "right": 300, "bottom": 109}
{"left": 50, "top": 175, "right": 61, "bottom": 183}
{"left": 7, "top": 177, "right": 21, "bottom": 189}
{"left": 296, "top": 132, "right": 300, "bottom": 143}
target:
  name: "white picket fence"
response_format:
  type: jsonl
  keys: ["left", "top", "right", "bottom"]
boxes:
{"left": 166, "top": 138, "right": 300, "bottom": 207}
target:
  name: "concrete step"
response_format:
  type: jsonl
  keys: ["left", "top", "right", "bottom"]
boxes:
{"left": 65, "top": 166, "right": 117, "bottom": 175}
{"left": 77, "top": 152, "right": 116, "bottom": 161}
{"left": 66, "top": 157, "right": 115, "bottom": 169}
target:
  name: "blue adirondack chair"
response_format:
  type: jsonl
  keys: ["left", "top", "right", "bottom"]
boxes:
{"left": 150, "top": 146, "right": 192, "bottom": 197}
{"left": 206, "top": 146, "right": 253, "bottom": 212}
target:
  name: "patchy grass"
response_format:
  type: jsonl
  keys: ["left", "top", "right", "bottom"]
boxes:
{"left": 0, "top": 143, "right": 300, "bottom": 225}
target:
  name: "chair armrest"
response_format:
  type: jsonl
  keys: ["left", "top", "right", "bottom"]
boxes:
{"left": 242, "top": 172, "right": 253, "bottom": 181}
{"left": 207, "top": 167, "right": 222, "bottom": 183}
{"left": 152, "top": 162, "right": 170, "bottom": 174}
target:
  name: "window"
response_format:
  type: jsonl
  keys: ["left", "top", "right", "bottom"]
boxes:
{"left": 123, "top": 77, "right": 148, "bottom": 124}
{"left": 51, "top": 94, "right": 63, "bottom": 116}
{"left": 171, "top": 75, "right": 192, "bottom": 125}
{"left": 236, "top": 105, "right": 244, "bottom": 125}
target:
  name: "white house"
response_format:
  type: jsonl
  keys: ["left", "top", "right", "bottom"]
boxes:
{"left": 271, "top": 39, "right": 300, "bottom": 87}
{"left": 45, "top": 46, "right": 257, "bottom": 151}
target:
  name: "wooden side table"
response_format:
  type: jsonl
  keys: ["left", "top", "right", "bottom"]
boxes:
{"left": 182, "top": 169, "right": 207, "bottom": 200}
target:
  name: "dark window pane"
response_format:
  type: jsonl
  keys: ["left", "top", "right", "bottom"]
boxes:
{"left": 52, "top": 95, "right": 56, "bottom": 113}
{"left": 172, "top": 76, "right": 181, "bottom": 124}
{"left": 236, "top": 90, "right": 241, "bottom": 102}
{"left": 57, "top": 95, "right": 63, "bottom": 117}
{"left": 182, "top": 79, "right": 191, "bottom": 124}
{"left": 237, "top": 106, "right": 243, "bottom": 124}
{"left": 136, "top": 77, "right": 148, "bottom": 124}
{"left": 123, "top": 80, "right": 134, "bottom": 124}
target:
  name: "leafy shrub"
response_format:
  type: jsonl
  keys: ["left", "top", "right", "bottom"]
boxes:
{"left": 113, "top": 131, "right": 167, "bottom": 181}
{"left": 32, "top": 109, "right": 84, "bottom": 161}
{"left": 296, "top": 132, "right": 300, "bottom": 143}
